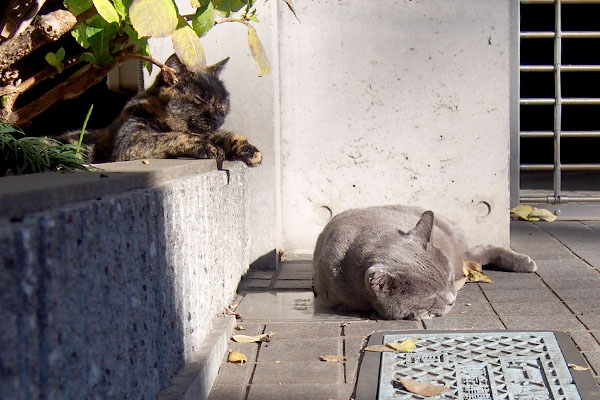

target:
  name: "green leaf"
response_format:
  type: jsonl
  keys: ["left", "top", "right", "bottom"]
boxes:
{"left": 64, "top": 0, "right": 93, "bottom": 15}
{"left": 192, "top": 1, "right": 215, "bottom": 37}
{"left": 1, "top": 96, "right": 7, "bottom": 107}
{"left": 80, "top": 52, "right": 96, "bottom": 63}
{"left": 93, "top": 0, "right": 120, "bottom": 23}
{"left": 56, "top": 47, "right": 66, "bottom": 62}
{"left": 45, "top": 52, "right": 58, "bottom": 67}
{"left": 190, "top": 0, "right": 200, "bottom": 6}
{"left": 112, "top": 0, "right": 131, "bottom": 19}
{"left": 213, "top": 0, "right": 247, "bottom": 17}
{"left": 129, "top": 0, "right": 178, "bottom": 37}
{"left": 172, "top": 23, "right": 206, "bottom": 72}
{"left": 247, "top": 24, "right": 270, "bottom": 76}
{"left": 71, "top": 24, "right": 90, "bottom": 48}
{"left": 86, "top": 15, "right": 118, "bottom": 62}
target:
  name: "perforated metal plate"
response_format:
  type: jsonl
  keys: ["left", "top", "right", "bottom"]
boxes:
{"left": 355, "top": 331, "right": 600, "bottom": 400}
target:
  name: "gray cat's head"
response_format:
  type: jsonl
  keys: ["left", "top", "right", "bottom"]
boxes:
{"left": 365, "top": 211, "right": 458, "bottom": 320}
{"left": 154, "top": 54, "right": 230, "bottom": 133}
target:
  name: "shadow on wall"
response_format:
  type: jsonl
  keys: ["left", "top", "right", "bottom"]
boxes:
{"left": 0, "top": 188, "right": 185, "bottom": 399}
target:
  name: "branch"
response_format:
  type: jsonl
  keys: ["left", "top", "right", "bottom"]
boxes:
{"left": 5, "top": 49, "right": 137, "bottom": 125}
{"left": 0, "top": 9, "right": 78, "bottom": 76}
{"left": 120, "top": 53, "right": 178, "bottom": 84}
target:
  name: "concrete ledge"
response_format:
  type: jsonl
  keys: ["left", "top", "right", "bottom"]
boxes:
{"left": 0, "top": 159, "right": 250, "bottom": 399}
{"left": 159, "top": 315, "right": 236, "bottom": 400}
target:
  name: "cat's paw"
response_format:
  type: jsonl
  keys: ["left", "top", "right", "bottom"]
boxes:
{"left": 195, "top": 143, "right": 225, "bottom": 161}
{"left": 238, "top": 144, "right": 262, "bottom": 167}
{"left": 513, "top": 253, "right": 537, "bottom": 272}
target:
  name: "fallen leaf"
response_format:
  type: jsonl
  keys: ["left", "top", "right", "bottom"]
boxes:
{"left": 364, "top": 345, "right": 395, "bottom": 353}
{"left": 511, "top": 205, "right": 534, "bottom": 220}
{"left": 232, "top": 332, "right": 273, "bottom": 343}
{"left": 141, "top": 159, "right": 150, "bottom": 165}
{"left": 320, "top": 355, "right": 347, "bottom": 362}
{"left": 528, "top": 207, "right": 558, "bottom": 222}
{"left": 465, "top": 303, "right": 472, "bottom": 306}
{"left": 225, "top": 307, "right": 242, "bottom": 318}
{"left": 460, "top": 311, "right": 468, "bottom": 314}
{"left": 398, "top": 378, "right": 450, "bottom": 397}
{"left": 228, "top": 351, "right": 247, "bottom": 364}
{"left": 463, "top": 261, "right": 493, "bottom": 284}
{"left": 568, "top": 363, "right": 590, "bottom": 371}
{"left": 385, "top": 338, "right": 417, "bottom": 353}
{"left": 234, "top": 325, "right": 246, "bottom": 331}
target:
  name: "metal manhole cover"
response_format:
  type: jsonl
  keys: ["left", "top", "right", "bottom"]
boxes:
{"left": 355, "top": 331, "right": 600, "bottom": 400}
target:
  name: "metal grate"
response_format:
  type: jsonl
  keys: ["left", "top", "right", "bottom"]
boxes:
{"left": 378, "top": 332, "right": 581, "bottom": 399}
{"left": 518, "top": 0, "right": 600, "bottom": 205}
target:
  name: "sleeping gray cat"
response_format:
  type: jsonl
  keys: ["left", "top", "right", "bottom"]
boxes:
{"left": 312, "top": 205, "right": 537, "bottom": 320}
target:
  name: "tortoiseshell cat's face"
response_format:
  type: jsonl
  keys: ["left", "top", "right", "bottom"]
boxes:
{"left": 157, "top": 55, "right": 230, "bottom": 134}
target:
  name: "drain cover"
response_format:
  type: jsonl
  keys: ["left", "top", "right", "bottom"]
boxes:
{"left": 355, "top": 331, "right": 600, "bottom": 400}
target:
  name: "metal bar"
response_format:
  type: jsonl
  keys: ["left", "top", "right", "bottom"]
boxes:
{"left": 521, "top": 164, "right": 600, "bottom": 171}
{"left": 521, "top": 0, "right": 600, "bottom": 4}
{"left": 562, "top": 98, "right": 600, "bottom": 104}
{"left": 554, "top": 0, "right": 563, "bottom": 203}
{"left": 520, "top": 98, "right": 555, "bottom": 105}
{"left": 520, "top": 31, "right": 600, "bottom": 39}
{"left": 520, "top": 65, "right": 600, "bottom": 72}
{"left": 520, "top": 130, "right": 600, "bottom": 138}
{"left": 510, "top": 0, "right": 521, "bottom": 208}
{"left": 520, "top": 196, "right": 600, "bottom": 204}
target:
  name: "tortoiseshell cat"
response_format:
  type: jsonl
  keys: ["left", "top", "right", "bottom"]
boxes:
{"left": 58, "top": 54, "right": 261, "bottom": 166}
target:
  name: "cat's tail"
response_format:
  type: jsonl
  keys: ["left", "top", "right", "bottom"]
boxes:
{"left": 463, "top": 245, "right": 537, "bottom": 273}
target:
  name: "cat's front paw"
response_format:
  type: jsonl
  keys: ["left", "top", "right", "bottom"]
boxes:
{"left": 513, "top": 254, "right": 537, "bottom": 272}
{"left": 238, "top": 144, "right": 262, "bottom": 167}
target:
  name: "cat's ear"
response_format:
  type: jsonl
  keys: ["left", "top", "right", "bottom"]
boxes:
{"left": 410, "top": 211, "right": 434, "bottom": 249}
{"left": 366, "top": 266, "right": 399, "bottom": 293}
{"left": 205, "top": 57, "right": 230, "bottom": 77}
{"left": 162, "top": 54, "right": 188, "bottom": 86}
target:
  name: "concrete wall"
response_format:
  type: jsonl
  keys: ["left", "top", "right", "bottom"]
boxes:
{"left": 152, "top": 0, "right": 512, "bottom": 260}
{"left": 0, "top": 160, "right": 249, "bottom": 399}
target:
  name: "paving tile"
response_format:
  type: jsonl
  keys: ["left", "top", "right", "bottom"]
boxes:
{"left": 579, "top": 315, "right": 600, "bottom": 330}
{"left": 277, "top": 263, "right": 313, "bottom": 280}
{"left": 213, "top": 360, "right": 254, "bottom": 387}
{"left": 526, "top": 249, "right": 578, "bottom": 260}
{"left": 455, "top": 285, "right": 488, "bottom": 303}
{"left": 251, "top": 361, "right": 343, "bottom": 384}
{"left": 578, "top": 251, "right": 600, "bottom": 270}
{"left": 227, "top": 342, "right": 261, "bottom": 363}
{"left": 257, "top": 337, "right": 342, "bottom": 362}
{"left": 272, "top": 279, "right": 313, "bottom": 289}
{"left": 236, "top": 291, "right": 363, "bottom": 321}
{"left": 538, "top": 223, "right": 600, "bottom": 251}
{"left": 244, "top": 279, "right": 272, "bottom": 289}
{"left": 247, "top": 383, "right": 345, "bottom": 400}
{"left": 535, "top": 258, "right": 592, "bottom": 269}
{"left": 584, "top": 352, "right": 600, "bottom": 376}
{"left": 231, "top": 323, "right": 266, "bottom": 336}
{"left": 478, "top": 277, "right": 547, "bottom": 291}
{"left": 446, "top": 301, "right": 495, "bottom": 316}
{"left": 482, "top": 288, "right": 559, "bottom": 303}
{"left": 569, "top": 331, "right": 600, "bottom": 352}
{"left": 249, "top": 271, "right": 275, "bottom": 279}
{"left": 542, "top": 274, "right": 600, "bottom": 290}
{"left": 265, "top": 321, "right": 341, "bottom": 339}
{"left": 592, "top": 331, "right": 600, "bottom": 343}
{"left": 490, "top": 300, "right": 572, "bottom": 316}
{"left": 554, "top": 288, "right": 600, "bottom": 301}
{"left": 344, "top": 337, "right": 367, "bottom": 362}
{"left": 423, "top": 314, "right": 504, "bottom": 330}
{"left": 342, "top": 320, "right": 422, "bottom": 338}
{"left": 565, "top": 300, "right": 600, "bottom": 316}
{"left": 500, "top": 314, "right": 586, "bottom": 331}
{"left": 207, "top": 384, "right": 247, "bottom": 400}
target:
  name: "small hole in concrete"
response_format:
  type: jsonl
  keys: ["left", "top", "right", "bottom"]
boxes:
{"left": 476, "top": 201, "right": 491, "bottom": 217}
{"left": 317, "top": 205, "right": 333, "bottom": 223}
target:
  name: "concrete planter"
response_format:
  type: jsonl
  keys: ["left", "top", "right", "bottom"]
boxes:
{"left": 0, "top": 159, "right": 249, "bottom": 399}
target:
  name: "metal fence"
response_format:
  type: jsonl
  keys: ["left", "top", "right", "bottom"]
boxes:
{"left": 518, "top": 0, "right": 600, "bottom": 205}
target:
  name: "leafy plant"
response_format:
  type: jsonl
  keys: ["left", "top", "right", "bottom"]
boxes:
{"left": 0, "top": 122, "right": 90, "bottom": 176}
{"left": 0, "top": 0, "right": 296, "bottom": 125}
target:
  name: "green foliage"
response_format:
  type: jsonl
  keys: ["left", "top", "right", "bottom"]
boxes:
{"left": 45, "top": 47, "right": 66, "bottom": 73}
{"left": 0, "top": 122, "right": 90, "bottom": 176}
{"left": 62, "top": 0, "right": 296, "bottom": 76}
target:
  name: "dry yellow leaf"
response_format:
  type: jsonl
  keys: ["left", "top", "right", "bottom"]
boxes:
{"left": 364, "top": 345, "right": 395, "bottom": 353}
{"left": 463, "top": 261, "right": 493, "bottom": 284}
{"left": 568, "top": 363, "right": 590, "bottom": 371}
{"left": 228, "top": 351, "right": 247, "bottom": 364}
{"left": 234, "top": 325, "right": 246, "bottom": 331}
{"left": 231, "top": 333, "right": 272, "bottom": 343}
{"left": 511, "top": 205, "right": 534, "bottom": 220}
{"left": 385, "top": 338, "right": 417, "bottom": 353}
{"left": 320, "top": 355, "right": 347, "bottom": 362}
{"left": 528, "top": 207, "right": 558, "bottom": 222}
{"left": 398, "top": 378, "right": 450, "bottom": 397}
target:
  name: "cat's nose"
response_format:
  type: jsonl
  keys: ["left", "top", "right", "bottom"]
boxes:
{"left": 443, "top": 291, "right": 456, "bottom": 306}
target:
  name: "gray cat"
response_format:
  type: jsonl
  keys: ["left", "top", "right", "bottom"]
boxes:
{"left": 312, "top": 205, "right": 537, "bottom": 320}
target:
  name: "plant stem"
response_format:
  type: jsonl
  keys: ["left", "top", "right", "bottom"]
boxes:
{"left": 77, "top": 104, "right": 93, "bottom": 155}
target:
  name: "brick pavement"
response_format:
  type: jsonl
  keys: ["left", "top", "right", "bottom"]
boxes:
{"left": 209, "top": 221, "right": 600, "bottom": 399}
